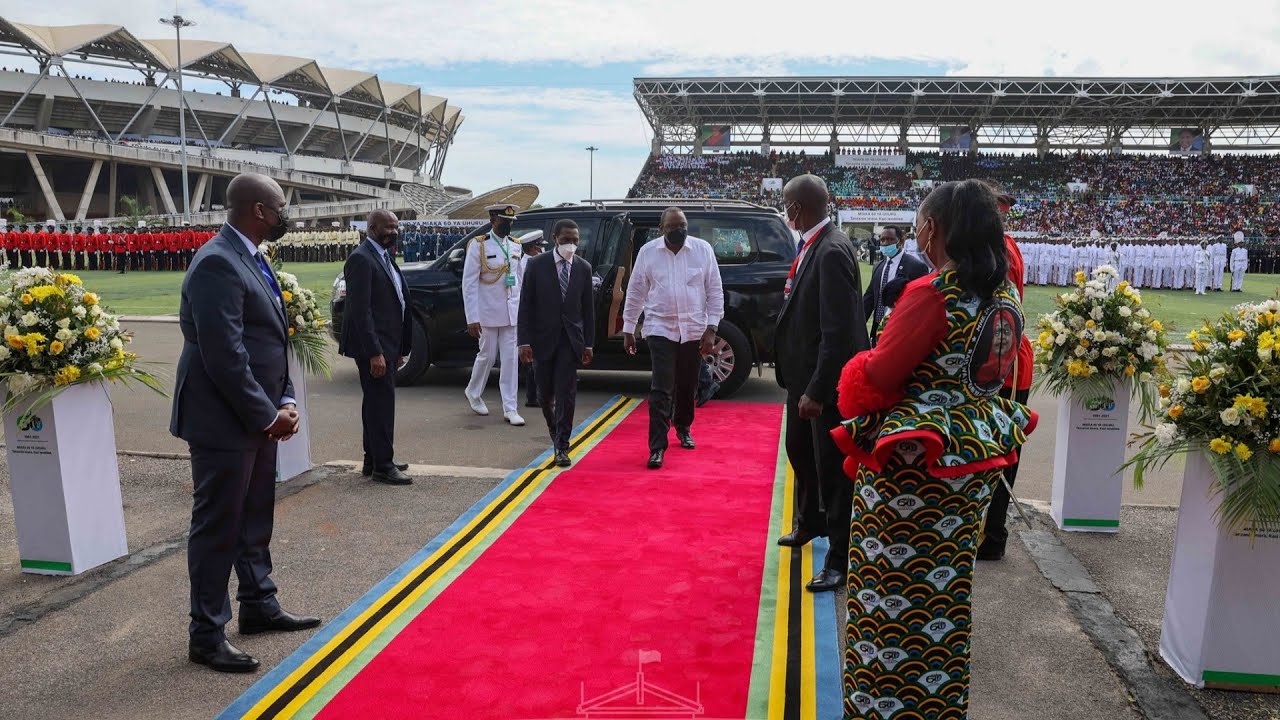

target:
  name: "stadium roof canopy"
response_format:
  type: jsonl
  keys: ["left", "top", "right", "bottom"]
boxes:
{"left": 634, "top": 76, "right": 1280, "bottom": 152}
{"left": 0, "top": 17, "right": 459, "bottom": 142}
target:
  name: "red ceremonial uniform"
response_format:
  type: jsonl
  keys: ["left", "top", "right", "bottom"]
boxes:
{"left": 167, "top": 232, "right": 181, "bottom": 253}
{"left": 72, "top": 233, "right": 85, "bottom": 254}
{"left": 15, "top": 231, "right": 30, "bottom": 252}
{"left": 32, "top": 229, "right": 49, "bottom": 253}
{"left": 180, "top": 230, "right": 195, "bottom": 251}
{"left": 57, "top": 232, "right": 72, "bottom": 253}
{"left": 2, "top": 230, "right": 14, "bottom": 250}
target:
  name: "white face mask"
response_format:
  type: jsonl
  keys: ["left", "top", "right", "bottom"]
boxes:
{"left": 557, "top": 243, "right": 577, "bottom": 260}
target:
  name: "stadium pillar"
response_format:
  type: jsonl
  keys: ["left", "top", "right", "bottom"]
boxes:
{"left": 149, "top": 166, "right": 177, "bottom": 216}
{"left": 26, "top": 152, "right": 65, "bottom": 222}
{"left": 75, "top": 160, "right": 103, "bottom": 221}
{"left": 829, "top": 128, "right": 839, "bottom": 157}
{"left": 108, "top": 161, "right": 117, "bottom": 216}
{"left": 190, "top": 173, "right": 210, "bottom": 213}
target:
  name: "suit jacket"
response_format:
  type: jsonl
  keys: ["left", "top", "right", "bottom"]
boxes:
{"left": 339, "top": 238, "right": 413, "bottom": 361}
{"left": 169, "top": 224, "right": 295, "bottom": 450}
{"left": 774, "top": 223, "right": 869, "bottom": 404}
{"left": 863, "top": 252, "right": 931, "bottom": 343}
{"left": 517, "top": 252, "right": 595, "bottom": 363}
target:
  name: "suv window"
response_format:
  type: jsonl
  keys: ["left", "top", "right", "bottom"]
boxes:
{"left": 639, "top": 214, "right": 789, "bottom": 264}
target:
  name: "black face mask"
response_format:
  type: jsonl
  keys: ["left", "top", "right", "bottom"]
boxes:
{"left": 665, "top": 228, "right": 688, "bottom": 247}
{"left": 267, "top": 207, "right": 289, "bottom": 242}
{"left": 493, "top": 219, "right": 513, "bottom": 237}
{"left": 377, "top": 231, "right": 399, "bottom": 249}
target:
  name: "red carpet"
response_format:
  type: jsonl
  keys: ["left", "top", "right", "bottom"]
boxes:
{"left": 319, "top": 400, "right": 779, "bottom": 718}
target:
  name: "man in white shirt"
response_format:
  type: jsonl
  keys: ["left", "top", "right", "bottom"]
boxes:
{"left": 462, "top": 204, "right": 525, "bottom": 426}
{"left": 1210, "top": 238, "right": 1229, "bottom": 291}
{"left": 622, "top": 207, "right": 724, "bottom": 469}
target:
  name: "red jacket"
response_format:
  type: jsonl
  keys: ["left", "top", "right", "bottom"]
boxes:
{"left": 1004, "top": 234, "right": 1034, "bottom": 392}
{"left": 15, "top": 231, "right": 30, "bottom": 251}
{"left": 31, "top": 231, "right": 49, "bottom": 251}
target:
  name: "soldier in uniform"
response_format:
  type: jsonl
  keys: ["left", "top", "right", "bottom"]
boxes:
{"left": 463, "top": 204, "right": 526, "bottom": 426}
{"left": 1230, "top": 237, "right": 1249, "bottom": 292}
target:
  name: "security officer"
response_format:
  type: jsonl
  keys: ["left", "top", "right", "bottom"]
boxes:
{"left": 518, "top": 230, "right": 545, "bottom": 409}
{"left": 462, "top": 203, "right": 525, "bottom": 426}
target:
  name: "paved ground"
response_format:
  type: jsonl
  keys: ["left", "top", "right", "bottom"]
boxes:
{"left": 0, "top": 319, "right": 1260, "bottom": 720}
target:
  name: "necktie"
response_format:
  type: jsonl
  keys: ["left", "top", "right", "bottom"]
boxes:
{"left": 874, "top": 260, "right": 891, "bottom": 330}
{"left": 253, "top": 252, "right": 282, "bottom": 301}
{"left": 381, "top": 250, "right": 405, "bottom": 308}
{"left": 558, "top": 258, "right": 570, "bottom": 298}
{"left": 796, "top": 237, "right": 805, "bottom": 255}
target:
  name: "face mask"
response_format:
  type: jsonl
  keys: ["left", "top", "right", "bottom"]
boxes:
{"left": 785, "top": 203, "right": 800, "bottom": 231}
{"left": 377, "top": 231, "right": 399, "bottom": 249}
{"left": 267, "top": 207, "right": 289, "bottom": 242}
{"left": 880, "top": 244, "right": 900, "bottom": 259}
{"left": 557, "top": 243, "right": 577, "bottom": 260}
{"left": 665, "top": 229, "right": 688, "bottom": 246}
{"left": 493, "top": 219, "right": 513, "bottom": 237}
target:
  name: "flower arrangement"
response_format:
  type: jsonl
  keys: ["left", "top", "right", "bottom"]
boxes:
{"left": 0, "top": 267, "right": 165, "bottom": 410}
{"left": 1033, "top": 265, "right": 1169, "bottom": 416}
{"left": 260, "top": 243, "right": 332, "bottom": 377}
{"left": 1127, "top": 299, "right": 1280, "bottom": 533}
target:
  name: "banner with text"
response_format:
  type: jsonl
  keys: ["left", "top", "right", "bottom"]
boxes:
{"left": 834, "top": 154, "right": 908, "bottom": 169}
{"left": 761, "top": 178, "right": 783, "bottom": 192}
{"left": 838, "top": 209, "right": 917, "bottom": 225}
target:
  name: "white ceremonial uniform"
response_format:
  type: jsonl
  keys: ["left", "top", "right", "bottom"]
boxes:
{"left": 1037, "top": 243, "right": 1052, "bottom": 285}
{"left": 1104, "top": 247, "right": 1122, "bottom": 292}
{"left": 463, "top": 231, "right": 524, "bottom": 415}
{"left": 1193, "top": 247, "right": 1211, "bottom": 295}
{"left": 1210, "top": 241, "right": 1228, "bottom": 290}
{"left": 1230, "top": 245, "right": 1249, "bottom": 291}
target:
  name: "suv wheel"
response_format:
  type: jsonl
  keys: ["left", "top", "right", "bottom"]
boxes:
{"left": 706, "top": 319, "right": 752, "bottom": 398}
{"left": 395, "top": 317, "right": 431, "bottom": 386}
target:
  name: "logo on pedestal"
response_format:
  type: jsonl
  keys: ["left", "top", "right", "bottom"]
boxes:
{"left": 1084, "top": 396, "right": 1116, "bottom": 412}
{"left": 16, "top": 414, "right": 43, "bottom": 432}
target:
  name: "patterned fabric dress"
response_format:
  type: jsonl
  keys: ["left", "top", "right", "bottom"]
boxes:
{"left": 830, "top": 270, "right": 1037, "bottom": 720}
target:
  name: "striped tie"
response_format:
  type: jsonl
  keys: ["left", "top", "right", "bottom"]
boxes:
{"left": 558, "top": 258, "right": 570, "bottom": 298}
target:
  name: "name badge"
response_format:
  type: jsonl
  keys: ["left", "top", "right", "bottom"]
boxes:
{"left": 504, "top": 273, "right": 516, "bottom": 287}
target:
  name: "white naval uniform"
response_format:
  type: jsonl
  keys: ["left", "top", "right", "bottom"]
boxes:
{"left": 1104, "top": 248, "right": 1122, "bottom": 292}
{"left": 1193, "top": 247, "right": 1211, "bottom": 295}
{"left": 1210, "top": 241, "right": 1228, "bottom": 290}
{"left": 463, "top": 232, "right": 524, "bottom": 415}
{"left": 1230, "top": 245, "right": 1249, "bottom": 291}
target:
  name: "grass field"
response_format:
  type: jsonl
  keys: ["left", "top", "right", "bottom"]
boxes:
{"left": 74, "top": 261, "right": 1277, "bottom": 329}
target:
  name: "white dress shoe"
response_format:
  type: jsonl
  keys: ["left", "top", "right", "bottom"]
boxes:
{"left": 504, "top": 412, "right": 525, "bottom": 426}
{"left": 466, "top": 394, "right": 489, "bottom": 416}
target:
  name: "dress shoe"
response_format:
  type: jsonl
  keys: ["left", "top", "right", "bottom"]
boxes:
{"left": 805, "top": 568, "right": 844, "bottom": 593}
{"left": 525, "top": 400, "right": 541, "bottom": 408}
{"left": 371, "top": 467, "right": 413, "bottom": 485}
{"left": 362, "top": 459, "right": 408, "bottom": 476}
{"left": 239, "top": 608, "right": 323, "bottom": 636}
{"left": 647, "top": 450, "right": 664, "bottom": 469}
{"left": 504, "top": 411, "right": 526, "bottom": 426}
{"left": 189, "top": 639, "right": 259, "bottom": 673}
{"left": 677, "top": 430, "right": 696, "bottom": 450}
{"left": 777, "top": 530, "right": 819, "bottom": 547}
{"left": 466, "top": 393, "right": 489, "bottom": 416}
{"left": 553, "top": 449, "right": 572, "bottom": 467}
{"left": 976, "top": 540, "right": 1006, "bottom": 562}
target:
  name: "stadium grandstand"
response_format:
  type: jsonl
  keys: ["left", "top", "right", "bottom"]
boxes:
{"left": 628, "top": 76, "right": 1280, "bottom": 266}
{"left": 0, "top": 15, "right": 536, "bottom": 227}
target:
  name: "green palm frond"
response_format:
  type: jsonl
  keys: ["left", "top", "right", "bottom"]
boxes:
{"left": 289, "top": 331, "right": 333, "bottom": 379}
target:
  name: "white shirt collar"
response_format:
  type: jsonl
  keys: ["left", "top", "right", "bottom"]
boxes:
{"left": 365, "top": 235, "right": 390, "bottom": 259}
{"left": 801, "top": 217, "right": 831, "bottom": 244}
{"left": 227, "top": 224, "right": 261, "bottom": 256}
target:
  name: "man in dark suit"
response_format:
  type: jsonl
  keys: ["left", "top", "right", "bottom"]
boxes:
{"left": 339, "top": 209, "right": 413, "bottom": 485}
{"left": 517, "top": 219, "right": 595, "bottom": 467}
{"left": 171, "top": 173, "right": 320, "bottom": 673}
{"left": 773, "top": 174, "right": 870, "bottom": 592}
{"left": 864, "top": 225, "right": 931, "bottom": 345}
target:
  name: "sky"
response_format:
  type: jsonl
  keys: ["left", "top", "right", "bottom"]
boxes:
{"left": 7, "top": 0, "right": 1280, "bottom": 205}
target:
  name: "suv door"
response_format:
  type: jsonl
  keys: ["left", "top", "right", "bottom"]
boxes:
{"left": 589, "top": 213, "right": 634, "bottom": 356}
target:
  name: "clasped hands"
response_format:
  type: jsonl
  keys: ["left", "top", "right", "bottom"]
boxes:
{"left": 267, "top": 404, "right": 300, "bottom": 441}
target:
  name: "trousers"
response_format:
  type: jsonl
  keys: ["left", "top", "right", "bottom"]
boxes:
{"left": 536, "top": 336, "right": 580, "bottom": 452}
{"left": 357, "top": 358, "right": 397, "bottom": 470}
{"left": 647, "top": 336, "right": 700, "bottom": 451}
{"left": 466, "top": 325, "right": 518, "bottom": 414}
{"left": 784, "top": 398, "right": 852, "bottom": 573}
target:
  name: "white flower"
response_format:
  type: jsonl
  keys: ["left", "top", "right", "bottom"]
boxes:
{"left": 1102, "top": 347, "right": 1119, "bottom": 358}
{"left": 109, "top": 338, "right": 123, "bottom": 351}
{"left": 7, "top": 373, "right": 37, "bottom": 395}
{"left": 1093, "top": 265, "right": 1119, "bottom": 279}
{"left": 2, "top": 325, "right": 16, "bottom": 338}
{"left": 1262, "top": 347, "right": 1274, "bottom": 363}
{"left": 1052, "top": 321, "right": 1066, "bottom": 334}
{"left": 1145, "top": 331, "right": 1157, "bottom": 342}
{"left": 1159, "top": 397, "right": 1172, "bottom": 410}
{"left": 1119, "top": 307, "right": 1132, "bottom": 318}
{"left": 86, "top": 362, "right": 103, "bottom": 374}
{"left": 72, "top": 306, "right": 87, "bottom": 319}
{"left": 1137, "top": 308, "right": 1150, "bottom": 319}
{"left": 1155, "top": 423, "right": 1180, "bottom": 446}
{"left": 1220, "top": 407, "right": 1242, "bottom": 426}
{"left": 55, "top": 328, "right": 73, "bottom": 342}
{"left": 89, "top": 305, "right": 102, "bottom": 318}
{"left": 19, "top": 312, "right": 37, "bottom": 327}
{"left": 55, "top": 317, "right": 71, "bottom": 329}
{"left": 1074, "top": 346, "right": 1087, "bottom": 357}
{"left": 0, "top": 345, "right": 9, "bottom": 361}
{"left": 1090, "top": 306, "right": 1105, "bottom": 321}
{"left": 0, "top": 296, "right": 10, "bottom": 309}
{"left": 1139, "top": 372, "right": 1152, "bottom": 382}
{"left": 1037, "top": 363, "right": 1049, "bottom": 374}
{"left": 1056, "top": 333, "right": 1068, "bottom": 346}
{"left": 1138, "top": 342, "right": 1159, "bottom": 361}
{"left": 1176, "top": 378, "right": 1192, "bottom": 394}
{"left": 1209, "top": 366, "right": 1227, "bottom": 380}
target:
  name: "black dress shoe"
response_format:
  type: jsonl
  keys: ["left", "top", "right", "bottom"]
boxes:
{"left": 362, "top": 459, "right": 409, "bottom": 476}
{"left": 239, "top": 608, "right": 322, "bottom": 636}
{"left": 371, "top": 467, "right": 413, "bottom": 485}
{"left": 976, "top": 540, "right": 1006, "bottom": 561}
{"left": 554, "top": 450, "right": 572, "bottom": 467}
{"left": 777, "top": 530, "right": 819, "bottom": 547}
{"left": 647, "top": 450, "right": 664, "bottom": 469}
{"left": 526, "top": 400, "right": 541, "bottom": 408}
{"left": 677, "top": 430, "right": 696, "bottom": 450}
{"left": 189, "top": 639, "right": 259, "bottom": 673}
{"left": 805, "top": 568, "right": 844, "bottom": 593}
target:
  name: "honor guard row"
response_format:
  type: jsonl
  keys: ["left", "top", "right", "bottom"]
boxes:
{"left": 1, "top": 224, "right": 221, "bottom": 272}
{"left": 271, "top": 227, "right": 362, "bottom": 263}
{"left": 1018, "top": 236, "right": 1251, "bottom": 292}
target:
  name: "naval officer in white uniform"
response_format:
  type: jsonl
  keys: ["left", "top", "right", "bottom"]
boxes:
{"left": 463, "top": 203, "right": 526, "bottom": 426}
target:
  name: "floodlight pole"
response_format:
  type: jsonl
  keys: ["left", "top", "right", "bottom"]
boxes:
{"left": 586, "top": 146, "right": 598, "bottom": 200}
{"left": 161, "top": 14, "right": 195, "bottom": 224}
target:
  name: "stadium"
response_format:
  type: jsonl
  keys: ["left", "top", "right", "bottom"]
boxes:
{"left": 0, "top": 15, "right": 537, "bottom": 227}
{"left": 628, "top": 75, "right": 1280, "bottom": 273}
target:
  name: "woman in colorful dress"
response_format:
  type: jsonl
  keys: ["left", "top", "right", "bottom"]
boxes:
{"left": 831, "top": 179, "right": 1038, "bottom": 719}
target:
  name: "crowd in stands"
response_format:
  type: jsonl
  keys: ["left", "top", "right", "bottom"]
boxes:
{"left": 627, "top": 149, "right": 1280, "bottom": 239}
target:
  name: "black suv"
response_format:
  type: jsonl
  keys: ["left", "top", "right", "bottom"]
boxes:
{"left": 329, "top": 199, "right": 797, "bottom": 397}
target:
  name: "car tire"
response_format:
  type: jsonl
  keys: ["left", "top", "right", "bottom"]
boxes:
{"left": 706, "top": 319, "right": 752, "bottom": 399}
{"left": 395, "top": 317, "right": 430, "bottom": 386}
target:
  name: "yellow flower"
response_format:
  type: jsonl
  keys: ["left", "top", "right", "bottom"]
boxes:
{"left": 82, "top": 292, "right": 98, "bottom": 306}
{"left": 1191, "top": 377, "right": 1211, "bottom": 393}
{"left": 1038, "top": 332, "right": 1053, "bottom": 350}
{"left": 22, "top": 332, "right": 46, "bottom": 357}
{"left": 53, "top": 365, "right": 80, "bottom": 386}
{"left": 1193, "top": 341, "right": 1208, "bottom": 354}
{"left": 54, "top": 273, "right": 82, "bottom": 286}
{"left": 1186, "top": 330, "right": 1200, "bottom": 342}
{"left": 1117, "top": 281, "right": 1129, "bottom": 291}
{"left": 1169, "top": 405, "right": 1184, "bottom": 419}
{"left": 19, "top": 293, "right": 32, "bottom": 305}
{"left": 28, "top": 285, "right": 64, "bottom": 301}
{"left": 1124, "top": 365, "right": 1136, "bottom": 377}
{"left": 1235, "top": 443, "right": 1254, "bottom": 462}
{"left": 6, "top": 334, "right": 24, "bottom": 350}
{"left": 1259, "top": 331, "right": 1275, "bottom": 351}
{"left": 1075, "top": 271, "right": 1086, "bottom": 284}
{"left": 1228, "top": 330, "right": 1246, "bottom": 343}
{"left": 1234, "top": 395, "right": 1268, "bottom": 418}
{"left": 1209, "top": 437, "right": 1232, "bottom": 455}
{"left": 84, "top": 327, "right": 101, "bottom": 341}
{"left": 1270, "top": 438, "right": 1280, "bottom": 454}
{"left": 1150, "top": 320, "right": 1163, "bottom": 332}
{"left": 288, "top": 327, "right": 296, "bottom": 337}
{"left": 1260, "top": 312, "right": 1277, "bottom": 328}
{"left": 49, "top": 340, "right": 64, "bottom": 355}
{"left": 281, "top": 290, "right": 294, "bottom": 303}
{"left": 1085, "top": 319, "right": 1097, "bottom": 329}
{"left": 1079, "top": 339, "right": 1091, "bottom": 348}
{"left": 1158, "top": 384, "right": 1171, "bottom": 398}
